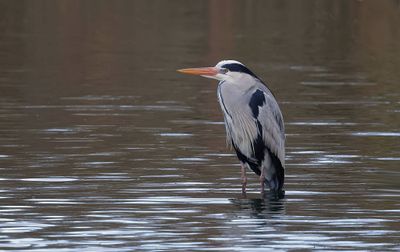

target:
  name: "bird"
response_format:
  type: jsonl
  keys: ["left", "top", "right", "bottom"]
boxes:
{"left": 178, "top": 60, "right": 285, "bottom": 196}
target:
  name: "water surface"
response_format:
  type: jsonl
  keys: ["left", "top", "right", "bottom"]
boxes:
{"left": 0, "top": 1, "right": 399, "bottom": 251}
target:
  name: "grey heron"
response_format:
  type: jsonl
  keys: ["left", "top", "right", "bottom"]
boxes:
{"left": 178, "top": 60, "right": 285, "bottom": 195}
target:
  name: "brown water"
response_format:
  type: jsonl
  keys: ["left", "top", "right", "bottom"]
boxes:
{"left": 1, "top": 0, "right": 400, "bottom": 251}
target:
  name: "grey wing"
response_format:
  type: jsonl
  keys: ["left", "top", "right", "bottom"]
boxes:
{"left": 249, "top": 83, "right": 285, "bottom": 166}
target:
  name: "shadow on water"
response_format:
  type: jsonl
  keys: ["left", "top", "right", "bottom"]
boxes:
{"left": 230, "top": 192, "right": 286, "bottom": 217}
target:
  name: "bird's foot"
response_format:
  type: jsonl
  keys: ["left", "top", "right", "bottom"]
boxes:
{"left": 241, "top": 183, "right": 247, "bottom": 195}
{"left": 241, "top": 163, "right": 247, "bottom": 195}
{"left": 241, "top": 189, "right": 247, "bottom": 198}
{"left": 260, "top": 188, "right": 266, "bottom": 198}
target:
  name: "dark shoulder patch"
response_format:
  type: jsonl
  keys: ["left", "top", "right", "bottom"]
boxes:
{"left": 221, "top": 63, "right": 259, "bottom": 79}
{"left": 249, "top": 89, "right": 266, "bottom": 117}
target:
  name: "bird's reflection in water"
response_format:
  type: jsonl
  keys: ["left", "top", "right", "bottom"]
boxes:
{"left": 230, "top": 191, "right": 286, "bottom": 217}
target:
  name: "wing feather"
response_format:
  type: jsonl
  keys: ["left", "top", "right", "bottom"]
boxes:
{"left": 253, "top": 83, "right": 285, "bottom": 166}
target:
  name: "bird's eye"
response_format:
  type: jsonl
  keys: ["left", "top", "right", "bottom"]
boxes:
{"left": 220, "top": 68, "right": 228, "bottom": 74}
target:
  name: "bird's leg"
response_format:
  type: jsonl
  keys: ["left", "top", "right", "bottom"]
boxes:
{"left": 241, "top": 163, "right": 247, "bottom": 195}
{"left": 260, "top": 168, "right": 265, "bottom": 196}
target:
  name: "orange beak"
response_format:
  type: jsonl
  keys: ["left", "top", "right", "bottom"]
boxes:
{"left": 177, "top": 67, "right": 218, "bottom": 77}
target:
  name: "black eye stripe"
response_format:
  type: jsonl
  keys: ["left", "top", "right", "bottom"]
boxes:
{"left": 221, "top": 63, "right": 258, "bottom": 79}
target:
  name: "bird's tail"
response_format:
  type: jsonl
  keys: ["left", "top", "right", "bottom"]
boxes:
{"left": 265, "top": 151, "right": 285, "bottom": 193}
{"left": 265, "top": 166, "right": 284, "bottom": 193}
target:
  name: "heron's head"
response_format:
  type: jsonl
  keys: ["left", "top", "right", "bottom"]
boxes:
{"left": 178, "top": 60, "right": 258, "bottom": 82}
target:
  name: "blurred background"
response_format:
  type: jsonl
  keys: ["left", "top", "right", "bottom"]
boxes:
{"left": 0, "top": 0, "right": 399, "bottom": 251}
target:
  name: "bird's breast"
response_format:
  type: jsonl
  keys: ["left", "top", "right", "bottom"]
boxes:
{"left": 217, "top": 82, "right": 260, "bottom": 158}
